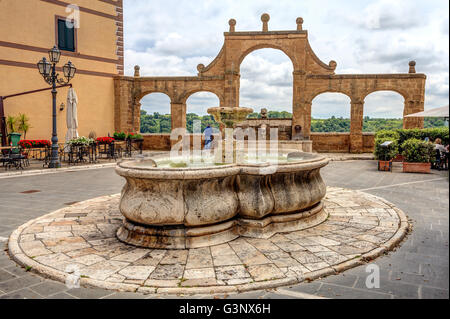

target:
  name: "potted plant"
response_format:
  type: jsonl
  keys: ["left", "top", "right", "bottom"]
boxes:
{"left": 6, "top": 115, "right": 21, "bottom": 147}
{"left": 127, "top": 132, "right": 144, "bottom": 141}
{"left": 374, "top": 137, "right": 398, "bottom": 171}
{"left": 96, "top": 137, "right": 115, "bottom": 145}
{"left": 401, "top": 138, "right": 434, "bottom": 174}
{"left": 68, "top": 136, "right": 95, "bottom": 146}
{"left": 17, "top": 113, "right": 31, "bottom": 139}
{"left": 113, "top": 132, "right": 126, "bottom": 141}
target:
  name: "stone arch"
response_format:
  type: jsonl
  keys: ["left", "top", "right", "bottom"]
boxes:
{"left": 309, "top": 90, "right": 352, "bottom": 104}
{"left": 311, "top": 92, "right": 352, "bottom": 132}
{"left": 239, "top": 48, "right": 294, "bottom": 115}
{"left": 181, "top": 89, "right": 224, "bottom": 106}
{"left": 185, "top": 91, "right": 221, "bottom": 133}
{"left": 362, "top": 88, "right": 408, "bottom": 102}
{"left": 237, "top": 45, "right": 296, "bottom": 72}
{"left": 138, "top": 92, "right": 172, "bottom": 134}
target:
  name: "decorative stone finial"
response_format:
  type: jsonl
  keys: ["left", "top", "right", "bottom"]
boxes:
{"left": 329, "top": 60, "right": 337, "bottom": 69}
{"left": 296, "top": 17, "right": 304, "bottom": 30}
{"left": 261, "top": 13, "right": 270, "bottom": 32}
{"left": 197, "top": 64, "right": 205, "bottom": 72}
{"left": 229, "top": 19, "right": 236, "bottom": 32}
{"left": 134, "top": 65, "right": 140, "bottom": 77}
{"left": 409, "top": 61, "right": 416, "bottom": 73}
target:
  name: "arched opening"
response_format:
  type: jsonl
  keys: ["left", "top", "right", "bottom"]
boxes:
{"left": 311, "top": 93, "right": 351, "bottom": 132}
{"left": 239, "top": 48, "right": 293, "bottom": 119}
{"left": 139, "top": 93, "right": 171, "bottom": 133}
{"left": 363, "top": 91, "right": 406, "bottom": 132}
{"left": 185, "top": 92, "right": 220, "bottom": 133}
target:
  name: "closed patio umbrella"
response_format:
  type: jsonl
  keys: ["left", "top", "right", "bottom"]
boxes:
{"left": 65, "top": 87, "right": 79, "bottom": 142}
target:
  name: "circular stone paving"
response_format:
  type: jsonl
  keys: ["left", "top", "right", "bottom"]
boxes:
{"left": 8, "top": 187, "right": 409, "bottom": 295}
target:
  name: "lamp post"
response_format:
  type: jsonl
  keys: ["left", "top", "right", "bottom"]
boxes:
{"left": 37, "top": 46, "right": 76, "bottom": 168}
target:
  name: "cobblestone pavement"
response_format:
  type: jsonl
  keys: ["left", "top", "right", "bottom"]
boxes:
{"left": 0, "top": 161, "right": 448, "bottom": 299}
{"left": 8, "top": 187, "right": 407, "bottom": 295}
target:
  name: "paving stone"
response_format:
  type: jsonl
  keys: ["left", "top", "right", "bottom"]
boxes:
{"left": 118, "top": 265, "right": 155, "bottom": 280}
{"left": 149, "top": 264, "right": 184, "bottom": 280}
{"left": 159, "top": 250, "right": 188, "bottom": 265}
{"left": 0, "top": 274, "right": 44, "bottom": 293}
{"left": 183, "top": 268, "right": 215, "bottom": 280}
{"left": 66, "top": 287, "right": 114, "bottom": 299}
{"left": 29, "top": 281, "right": 68, "bottom": 297}
{"left": 0, "top": 269, "right": 17, "bottom": 284}
{"left": 317, "top": 283, "right": 392, "bottom": 299}
{"left": 215, "top": 265, "right": 250, "bottom": 281}
{"left": 247, "top": 264, "right": 285, "bottom": 281}
{"left": 46, "top": 292, "right": 78, "bottom": 299}
{"left": 0, "top": 288, "right": 44, "bottom": 299}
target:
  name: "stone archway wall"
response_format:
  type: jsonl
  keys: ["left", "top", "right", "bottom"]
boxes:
{"left": 114, "top": 14, "right": 426, "bottom": 153}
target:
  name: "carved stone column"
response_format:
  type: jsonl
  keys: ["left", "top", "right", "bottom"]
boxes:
{"left": 171, "top": 102, "right": 186, "bottom": 130}
{"left": 403, "top": 99, "right": 424, "bottom": 129}
{"left": 292, "top": 71, "right": 310, "bottom": 139}
{"left": 350, "top": 99, "right": 364, "bottom": 153}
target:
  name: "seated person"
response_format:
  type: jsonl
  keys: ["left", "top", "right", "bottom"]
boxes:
{"left": 434, "top": 138, "right": 446, "bottom": 154}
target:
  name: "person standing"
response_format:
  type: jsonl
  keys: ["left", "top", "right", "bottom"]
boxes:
{"left": 204, "top": 125, "right": 213, "bottom": 150}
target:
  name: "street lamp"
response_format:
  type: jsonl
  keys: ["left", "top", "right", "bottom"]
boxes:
{"left": 37, "top": 46, "right": 76, "bottom": 168}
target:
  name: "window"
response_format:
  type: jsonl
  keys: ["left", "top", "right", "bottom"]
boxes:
{"left": 57, "top": 19, "right": 75, "bottom": 52}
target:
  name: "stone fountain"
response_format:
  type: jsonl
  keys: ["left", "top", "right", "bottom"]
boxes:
{"left": 115, "top": 107, "right": 329, "bottom": 249}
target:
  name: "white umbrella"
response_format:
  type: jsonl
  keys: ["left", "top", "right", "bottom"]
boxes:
{"left": 65, "top": 87, "right": 79, "bottom": 142}
{"left": 405, "top": 105, "right": 449, "bottom": 118}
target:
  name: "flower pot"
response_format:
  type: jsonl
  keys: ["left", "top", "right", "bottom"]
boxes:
{"left": 8, "top": 132, "right": 21, "bottom": 147}
{"left": 378, "top": 160, "right": 392, "bottom": 172}
{"left": 402, "top": 162, "right": 431, "bottom": 174}
{"left": 392, "top": 154, "right": 404, "bottom": 162}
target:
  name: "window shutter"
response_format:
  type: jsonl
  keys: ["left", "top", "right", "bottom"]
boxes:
{"left": 66, "top": 25, "right": 74, "bottom": 51}
{"left": 58, "top": 20, "right": 66, "bottom": 49}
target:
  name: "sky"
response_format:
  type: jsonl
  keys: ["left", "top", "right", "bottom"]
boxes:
{"left": 123, "top": 0, "right": 449, "bottom": 118}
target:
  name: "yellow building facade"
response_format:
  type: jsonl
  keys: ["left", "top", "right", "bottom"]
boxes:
{"left": 0, "top": 0, "right": 123, "bottom": 141}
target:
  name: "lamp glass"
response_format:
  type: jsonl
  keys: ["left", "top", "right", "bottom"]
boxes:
{"left": 37, "top": 59, "right": 45, "bottom": 75}
{"left": 48, "top": 46, "right": 61, "bottom": 63}
{"left": 43, "top": 59, "right": 51, "bottom": 75}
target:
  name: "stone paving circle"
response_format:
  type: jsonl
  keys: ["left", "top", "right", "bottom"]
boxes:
{"left": 8, "top": 187, "right": 409, "bottom": 295}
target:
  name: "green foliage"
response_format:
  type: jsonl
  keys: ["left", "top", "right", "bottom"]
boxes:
{"left": 311, "top": 116, "right": 351, "bottom": 132}
{"left": 374, "top": 130, "right": 400, "bottom": 141}
{"left": 6, "top": 115, "right": 17, "bottom": 133}
{"left": 140, "top": 109, "right": 448, "bottom": 134}
{"left": 128, "top": 133, "right": 143, "bottom": 139}
{"left": 16, "top": 114, "right": 31, "bottom": 139}
{"left": 377, "top": 127, "right": 449, "bottom": 152}
{"left": 68, "top": 136, "right": 94, "bottom": 145}
{"left": 401, "top": 138, "right": 435, "bottom": 163}
{"left": 374, "top": 138, "right": 398, "bottom": 161}
{"left": 113, "top": 132, "right": 126, "bottom": 140}
{"left": 186, "top": 113, "right": 219, "bottom": 133}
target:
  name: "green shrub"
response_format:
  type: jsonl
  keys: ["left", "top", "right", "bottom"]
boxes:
{"left": 375, "top": 130, "right": 400, "bottom": 141}
{"left": 374, "top": 137, "right": 398, "bottom": 161}
{"left": 401, "top": 138, "right": 434, "bottom": 163}
{"left": 376, "top": 127, "right": 449, "bottom": 152}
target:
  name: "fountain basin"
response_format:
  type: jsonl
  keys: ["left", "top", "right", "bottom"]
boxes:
{"left": 115, "top": 152, "right": 329, "bottom": 249}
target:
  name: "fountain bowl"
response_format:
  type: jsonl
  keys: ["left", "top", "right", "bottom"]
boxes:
{"left": 115, "top": 151, "right": 329, "bottom": 249}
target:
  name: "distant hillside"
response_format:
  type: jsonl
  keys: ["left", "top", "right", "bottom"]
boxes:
{"left": 140, "top": 110, "right": 447, "bottom": 133}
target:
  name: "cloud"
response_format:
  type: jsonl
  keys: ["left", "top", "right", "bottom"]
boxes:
{"left": 124, "top": 0, "right": 449, "bottom": 118}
